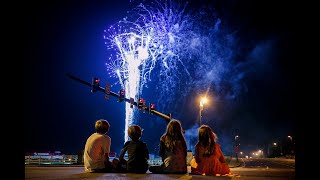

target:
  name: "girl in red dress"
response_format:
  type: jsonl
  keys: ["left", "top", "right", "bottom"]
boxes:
{"left": 191, "top": 124, "right": 230, "bottom": 176}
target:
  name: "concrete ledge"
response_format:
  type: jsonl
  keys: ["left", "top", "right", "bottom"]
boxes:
{"left": 25, "top": 166, "right": 241, "bottom": 180}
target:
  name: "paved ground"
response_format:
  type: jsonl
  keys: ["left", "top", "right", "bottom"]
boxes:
{"left": 25, "top": 158, "right": 242, "bottom": 179}
{"left": 25, "top": 166, "right": 241, "bottom": 179}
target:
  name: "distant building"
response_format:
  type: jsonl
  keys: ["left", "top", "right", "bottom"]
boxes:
{"left": 109, "top": 152, "right": 117, "bottom": 161}
{"left": 25, "top": 151, "right": 77, "bottom": 165}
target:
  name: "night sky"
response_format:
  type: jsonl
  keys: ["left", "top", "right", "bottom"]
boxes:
{"left": 24, "top": 0, "right": 298, "bottom": 156}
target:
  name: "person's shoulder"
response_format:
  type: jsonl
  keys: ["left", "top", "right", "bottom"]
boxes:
{"left": 124, "top": 141, "right": 131, "bottom": 145}
{"left": 87, "top": 133, "right": 95, "bottom": 138}
{"left": 101, "top": 134, "right": 111, "bottom": 140}
{"left": 140, "top": 141, "right": 148, "bottom": 146}
{"left": 195, "top": 142, "right": 200, "bottom": 148}
{"left": 195, "top": 143, "right": 203, "bottom": 150}
{"left": 92, "top": 134, "right": 110, "bottom": 143}
{"left": 160, "top": 135, "right": 166, "bottom": 141}
{"left": 89, "top": 132, "right": 100, "bottom": 139}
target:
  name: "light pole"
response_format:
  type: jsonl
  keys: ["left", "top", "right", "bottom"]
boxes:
{"left": 199, "top": 97, "right": 207, "bottom": 126}
{"left": 235, "top": 135, "right": 239, "bottom": 161}
{"left": 287, "top": 136, "right": 294, "bottom": 157}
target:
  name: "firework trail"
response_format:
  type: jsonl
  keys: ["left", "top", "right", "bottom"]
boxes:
{"left": 104, "top": 0, "right": 197, "bottom": 141}
{"left": 103, "top": 0, "right": 254, "bottom": 148}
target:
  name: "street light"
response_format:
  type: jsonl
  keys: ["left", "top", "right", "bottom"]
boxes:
{"left": 287, "top": 136, "right": 294, "bottom": 157}
{"left": 234, "top": 135, "right": 239, "bottom": 161}
{"left": 199, "top": 97, "right": 208, "bottom": 126}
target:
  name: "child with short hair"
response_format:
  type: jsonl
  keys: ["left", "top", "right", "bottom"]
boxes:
{"left": 117, "top": 125, "right": 149, "bottom": 173}
{"left": 83, "top": 119, "right": 116, "bottom": 173}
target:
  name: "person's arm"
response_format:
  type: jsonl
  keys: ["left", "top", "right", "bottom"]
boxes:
{"left": 159, "top": 136, "right": 165, "bottom": 160}
{"left": 218, "top": 144, "right": 226, "bottom": 163}
{"left": 144, "top": 143, "right": 149, "bottom": 160}
{"left": 104, "top": 148, "right": 114, "bottom": 167}
{"left": 180, "top": 137, "right": 188, "bottom": 157}
{"left": 104, "top": 153, "right": 111, "bottom": 164}
{"left": 119, "top": 141, "right": 129, "bottom": 162}
{"left": 183, "top": 141, "right": 187, "bottom": 157}
{"left": 103, "top": 137, "right": 112, "bottom": 166}
{"left": 194, "top": 144, "right": 200, "bottom": 163}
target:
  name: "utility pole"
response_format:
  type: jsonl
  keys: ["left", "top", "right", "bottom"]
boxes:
{"left": 235, "top": 135, "right": 239, "bottom": 162}
{"left": 232, "top": 128, "right": 240, "bottom": 161}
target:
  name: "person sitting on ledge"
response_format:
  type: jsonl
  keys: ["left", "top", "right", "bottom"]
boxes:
{"left": 83, "top": 119, "right": 116, "bottom": 173}
{"left": 115, "top": 124, "right": 150, "bottom": 173}
{"left": 149, "top": 119, "right": 188, "bottom": 174}
{"left": 190, "top": 124, "right": 230, "bottom": 176}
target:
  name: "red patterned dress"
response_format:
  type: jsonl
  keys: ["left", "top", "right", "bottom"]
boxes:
{"left": 191, "top": 143, "right": 230, "bottom": 175}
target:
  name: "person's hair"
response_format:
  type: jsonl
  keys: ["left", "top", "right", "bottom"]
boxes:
{"left": 128, "top": 125, "right": 142, "bottom": 141}
{"left": 197, "top": 124, "right": 218, "bottom": 157}
{"left": 161, "top": 119, "right": 187, "bottom": 153}
{"left": 95, "top": 119, "right": 110, "bottom": 134}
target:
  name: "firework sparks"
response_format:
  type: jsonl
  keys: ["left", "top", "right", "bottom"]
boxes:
{"left": 104, "top": 0, "right": 194, "bottom": 141}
